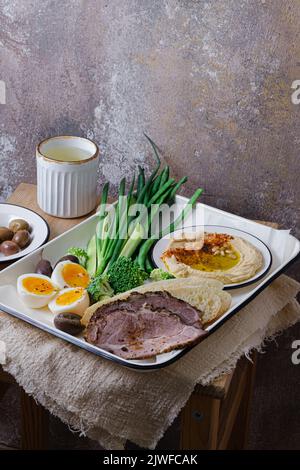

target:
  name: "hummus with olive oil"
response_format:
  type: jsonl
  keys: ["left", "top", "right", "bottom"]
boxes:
{"left": 161, "top": 232, "right": 263, "bottom": 284}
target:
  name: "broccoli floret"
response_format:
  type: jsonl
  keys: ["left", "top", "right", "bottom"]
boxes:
{"left": 87, "top": 274, "right": 114, "bottom": 304}
{"left": 150, "top": 268, "right": 175, "bottom": 281}
{"left": 67, "top": 247, "right": 88, "bottom": 267}
{"left": 107, "top": 256, "right": 148, "bottom": 294}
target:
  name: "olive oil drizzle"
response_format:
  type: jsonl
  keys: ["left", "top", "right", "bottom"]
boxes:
{"left": 171, "top": 244, "right": 240, "bottom": 272}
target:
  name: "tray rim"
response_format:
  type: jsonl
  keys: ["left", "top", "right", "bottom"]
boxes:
{"left": 0, "top": 197, "right": 299, "bottom": 370}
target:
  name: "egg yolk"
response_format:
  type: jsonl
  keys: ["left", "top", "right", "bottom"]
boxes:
{"left": 62, "top": 263, "right": 90, "bottom": 288}
{"left": 56, "top": 288, "right": 84, "bottom": 306}
{"left": 22, "top": 277, "right": 54, "bottom": 295}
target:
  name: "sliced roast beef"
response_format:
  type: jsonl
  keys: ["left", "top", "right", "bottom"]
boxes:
{"left": 85, "top": 291, "right": 207, "bottom": 360}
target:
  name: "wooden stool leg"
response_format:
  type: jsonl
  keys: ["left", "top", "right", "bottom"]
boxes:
{"left": 20, "top": 389, "right": 49, "bottom": 450}
{"left": 180, "top": 394, "right": 221, "bottom": 450}
{"left": 180, "top": 353, "right": 257, "bottom": 450}
{"left": 227, "top": 352, "right": 257, "bottom": 449}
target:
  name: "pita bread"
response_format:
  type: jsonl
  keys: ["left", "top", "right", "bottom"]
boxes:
{"left": 167, "top": 285, "right": 231, "bottom": 324}
{"left": 81, "top": 277, "right": 231, "bottom": 327}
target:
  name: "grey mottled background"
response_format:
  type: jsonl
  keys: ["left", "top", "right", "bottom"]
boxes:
{"left": 0, "top": 0, "right": 299, "bottom": 449}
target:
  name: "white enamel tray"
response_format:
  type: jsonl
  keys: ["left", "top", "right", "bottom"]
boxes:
{"left": 0, "top": 195, "right": 299, "bottom": 370}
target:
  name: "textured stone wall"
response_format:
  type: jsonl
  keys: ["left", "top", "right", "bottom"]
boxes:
{"left": 0, "top": 0, "right": 299, "bottom": 273}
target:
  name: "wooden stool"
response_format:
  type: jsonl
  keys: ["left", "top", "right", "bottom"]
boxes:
{"left": 0, "top": 184, "right": 269, "bottom": 450}
{"left": 0, "top": 355, "right": 256, "bottom": 450}
{"left": 0, "top": 369, "right": 49, "bottom": 450}
{"left": 180, "top": 353, "right": 257, "bottom": 449}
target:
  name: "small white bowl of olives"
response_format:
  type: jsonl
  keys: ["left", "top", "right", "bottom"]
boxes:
{"left": 0, "top": 204, "right": 50, "bottom": 263}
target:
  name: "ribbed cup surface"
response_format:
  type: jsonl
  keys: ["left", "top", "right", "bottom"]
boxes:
{"left": 36, "top": 156, "right": 99, "bottom": 218}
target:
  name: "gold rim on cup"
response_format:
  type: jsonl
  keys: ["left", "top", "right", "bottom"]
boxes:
{"left": 36, "top": 135, "right": 99, "bottom": 165}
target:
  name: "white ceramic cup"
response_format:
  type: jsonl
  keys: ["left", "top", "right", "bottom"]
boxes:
{"left": 36, "top": 136, "right": 99, "bottom": 218}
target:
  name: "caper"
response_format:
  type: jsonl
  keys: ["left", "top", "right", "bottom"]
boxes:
{"left": 9, "top": 218, "right": 30, "bottom": 233}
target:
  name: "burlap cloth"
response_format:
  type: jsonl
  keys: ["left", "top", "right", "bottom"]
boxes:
{"left": 0, "top": 274, "right": 299, "bottom": 449}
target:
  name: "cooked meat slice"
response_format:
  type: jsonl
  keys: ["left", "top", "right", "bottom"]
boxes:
{"left": 85, "top": 291, "right": 207, "bottom": 360}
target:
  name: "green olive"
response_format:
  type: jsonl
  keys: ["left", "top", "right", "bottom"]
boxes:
{"left": 0, "top": 227, "right": 14, "bottom": 242}
{"left": 12, "top": 230, "right": 30, "bottom": 248}
{"left": 9, "top": 218, "right": 30, "bottom": 233}
{"left": 0, "top": 240, "right": 20, "bottom": 256}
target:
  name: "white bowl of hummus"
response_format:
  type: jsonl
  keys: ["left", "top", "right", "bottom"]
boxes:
{"left": 152, "top": 225, "right": 272, "bottom": 288}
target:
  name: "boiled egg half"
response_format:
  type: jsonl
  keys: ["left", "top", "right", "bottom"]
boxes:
{"left": 17, "top": 274, "right": 58, "bottom": 308}
{"left": 51, "top": 261, "right": 90, "bottom": 290}
{"left": 48, "top": 287, "right": 89, "bottom": 316}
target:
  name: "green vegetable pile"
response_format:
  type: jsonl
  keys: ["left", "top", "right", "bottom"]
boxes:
{"left": 107, "top": 256, "right": 149, "bottom": 294}
{"left": 70, "top": 135, "right": 203, "bottom": 303}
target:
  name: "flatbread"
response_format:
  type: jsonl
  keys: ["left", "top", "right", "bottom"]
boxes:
{"left": 167, "top": 285, "right": 231, "bottom": 324}
{"left": 81, "top": 277, "right": 231, "bottom": 327}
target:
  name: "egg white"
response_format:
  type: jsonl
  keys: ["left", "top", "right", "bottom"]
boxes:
{"left": 17, "top": 273, "right": 58, "bottom": 309}
{"left": 48, "top": 287, "right": 90, "bottom": 316}
{"left": 51, "top": 260, "right": 90, "bottom": 289}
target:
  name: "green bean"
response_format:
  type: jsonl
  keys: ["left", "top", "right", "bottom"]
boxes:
{"left": 142, "top": 186, "right": 152, "bottom": 207}
{"left": 159, "top": 166, "right": 170, "bottom": 188}
{"left": 116, "top": 177, "right": 126, "bottom": 232}
{"left": 104, "top": 176, "right": 136, "bottom": 271}
{"left": 168, "top": 176, "right": 188, "bottom": 200}
{"left": 99, "top": 181, "right": 124, "bottom": 271}
{"left": 162, "top": 188, "right": 203, "bottom": 236}
{"left": 145, "top": 255, "right": 154, "bottom": 273}
{"left": 144, "top": 133, "right": 161, "bottom": 167}
{"left": 118, "top": 177, "right": 126, "bottom": 197}
{"left": 137, "top": 238, "right": 154, "bottom": 270}
{"left": 148, "top": 186, "right": 174, "bottom": 231}
{"left": 137, "top": 188, "right": 203, "bottom": 268}
{"left": 150, "top": 173, "right": 162, "bottom": 197}
{"left": 134, "top": 135, "right": 162, "bottom": 205}
{"left": 136, "top": 169, "right": 159, "bottom": 205}
{"left": 148, "top": 178, "right": 175, "bottom": 205}
{"left": 137, "top": 167, "right": 145, "bottom": 195}
{"left": 98, "top": 182, "right": 109, "bottom": 217}
{"left": 128, "top": 173, "right": 136, "bottom": 202}
{"left": 96, "top": 211, "right": 115, "bottom": 274}
{"left": 104, "top": 238, "right": 126, "bottom": 271}
{"left": 139, "top": 166, "right": 145, "bottom": 184}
